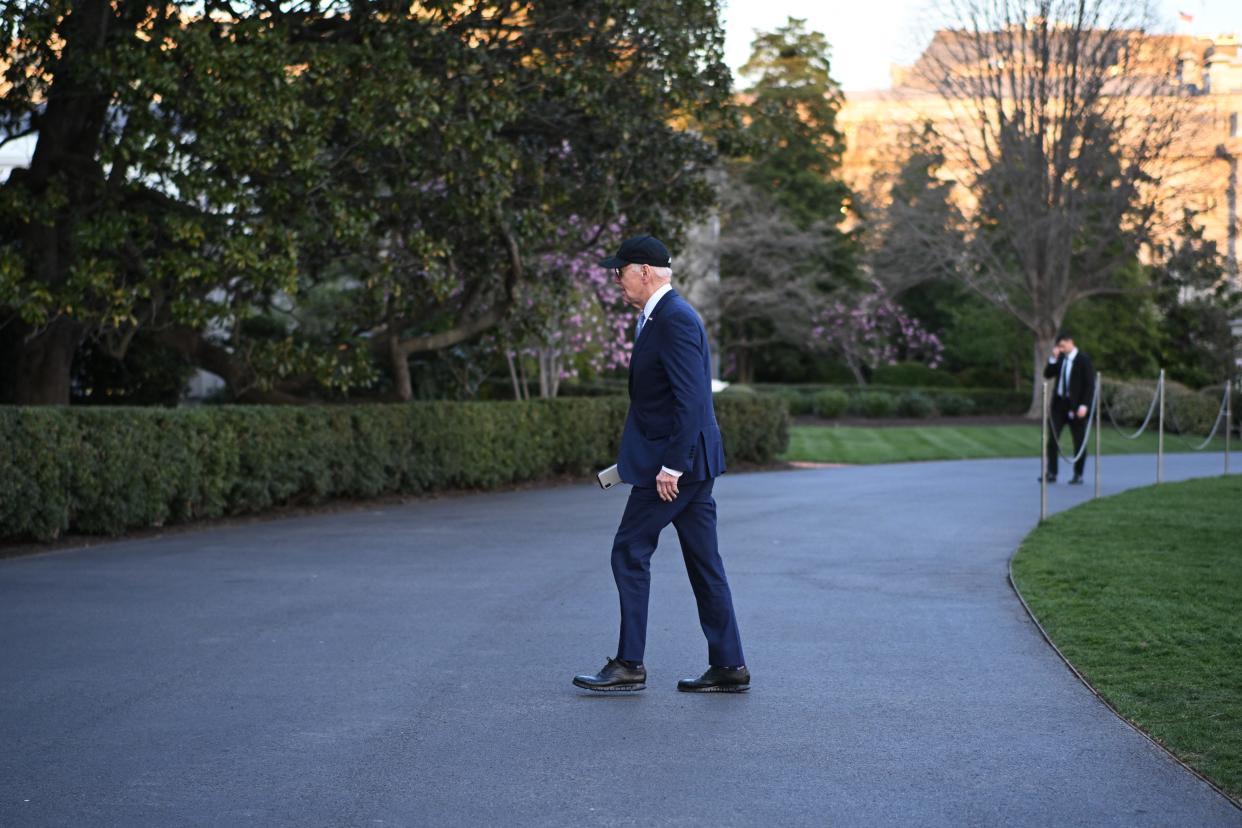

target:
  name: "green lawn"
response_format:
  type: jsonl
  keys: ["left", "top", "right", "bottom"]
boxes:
{"left": 1011, "top": 475, "right": 1242, "bottom": 801}
{"left": 782, "top": 423, "right": 1229, "bottom": 465}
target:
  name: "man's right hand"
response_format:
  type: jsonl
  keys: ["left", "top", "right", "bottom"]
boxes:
{"left": 655, "top": 470, "right": 680, "bottom": 502}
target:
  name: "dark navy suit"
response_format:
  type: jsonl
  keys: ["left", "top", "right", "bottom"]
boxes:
{"left": 612, "top": 289, "right": 744, "bottom": 668}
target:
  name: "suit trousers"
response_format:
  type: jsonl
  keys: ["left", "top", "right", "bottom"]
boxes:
{"left": 610, "top": 478, "right": 745, "bottom": 668}
{"left": 1047, "top": 398, "right": 1088, "bottom": 478}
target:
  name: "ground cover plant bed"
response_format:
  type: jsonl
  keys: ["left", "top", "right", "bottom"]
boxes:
{"left": 1011, "top": 475, "right": 1242, "bottom": 802}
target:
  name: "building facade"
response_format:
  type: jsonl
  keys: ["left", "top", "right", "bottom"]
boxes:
{"left": 838, "top": 31, "right": 1242, "bottom": 276}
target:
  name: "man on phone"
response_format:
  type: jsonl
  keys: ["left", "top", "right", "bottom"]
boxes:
{"left": 572, "top": 235, "right": 748, "bottom": 693}
{"left": 1042, "top": 331, "right": 1095, "bottom": 485}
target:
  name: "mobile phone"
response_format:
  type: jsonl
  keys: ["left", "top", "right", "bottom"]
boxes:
{"left": 597, "top": 464, "right": 622, "bottom": 490}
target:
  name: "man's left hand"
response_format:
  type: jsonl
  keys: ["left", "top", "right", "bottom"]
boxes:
{"left": 655, "top": 470, "right": 680, "bottom": 502}
{"left": 1076, "top": 404, "right": 1088, "bottom": 419}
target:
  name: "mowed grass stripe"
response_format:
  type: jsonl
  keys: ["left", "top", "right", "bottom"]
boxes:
{"left": 782, "top": 424, "right": 1228, "bottom": 465}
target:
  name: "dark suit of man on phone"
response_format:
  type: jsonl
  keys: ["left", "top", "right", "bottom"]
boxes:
{"left": 1042, "top": 331, "right": 1095, "bottom": 484}
{"left": 573, "top": 235, "right": 748, "bottom": 694}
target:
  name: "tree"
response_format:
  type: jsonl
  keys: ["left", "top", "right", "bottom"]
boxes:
{"left": 811, "top": 281, "right": 944, "bottom": 384}
{"left": 1152, "top": 211, "right": 1240, "bottom": 387}
{"left": 493, "top": 222, "right": 631, "bottom": 400}
{"left": 911, "top": 0, "right": 1194, "bottom": 414}
{"left": 867, "top": 122, "right": 966, "bottom": 294}
{"left": 713, "top": 177, "right": 843, "bottom": 383}
{"left": 718, "top": 17, "right": 860, "bottom": 383}
{"left": 0, "top": 1, "right": 736, "bottom": 404}
{"left": 285, "top": 2, "right": 736, "bottom": 400}
{"left": 864, "top": 122, "right": 1028, "bottom": 388}
{"left": 0, "top": 1, "right": 319, "bottom": 404}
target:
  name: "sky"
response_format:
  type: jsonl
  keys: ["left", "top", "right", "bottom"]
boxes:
{"left": 722, "top": 0, "right": 1242, "bottom": 91}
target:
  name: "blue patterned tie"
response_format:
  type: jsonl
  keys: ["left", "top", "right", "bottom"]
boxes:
{"left": 635, "top": 312, "right": 646, "bottom": 341}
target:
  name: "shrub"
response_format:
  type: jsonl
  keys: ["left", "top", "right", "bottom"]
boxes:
{"left": 0, "top": 395, "right": 788, "bottom": 542}
{"left": 935, "top": 393, "right": 976, "bottom": 417}
{"left": 789, "top": 393, "right": 814, "bottom": 416}
{"left": 1165, "top": 383, "right": 1224, "bottom": 436}
{"left": 955, "top": 367, "right": 1012, "bottom": 389}
{"left": 896, "top": 391, "right": 935, "bottom": 418}
{"left": 848, "top": 391, "right": 897, "bottom": 418}
{"left": 811, "top": 390, "right": 848, "bottom": 419}
{"left": 871, "top": 362, "right": 957, "bottom": 388}
{"left": 772, "top": 388, "right": 814, "bottom": 416}
{"left": 1101, "top": 380, "right": 1160, "bottom": 427}
{"left": 1100, "top": 378, "right": 1230, "bottom": 436}
{"left": 715, "top": 393, "right": 790, "bottom": 466}
{"left": 1199, "top": 383, "right": 1241, "bottom": 436}
{"left": 753, "top": 383, "right": 1029, "bottom": 416}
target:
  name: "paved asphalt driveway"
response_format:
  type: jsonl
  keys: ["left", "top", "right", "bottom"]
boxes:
{"left": 2, "top": 453, "right": 1240, "bottom": 827}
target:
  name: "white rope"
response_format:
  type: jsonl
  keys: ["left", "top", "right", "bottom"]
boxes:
{"left": 1101, "top": 374, "right": 1162, "bottom": 440}
{"left": 1048, "top": 375, "right": 1099, "bottom": 464}
{"left": 1164, "top": 384, "right": 1230, "bottom": 451}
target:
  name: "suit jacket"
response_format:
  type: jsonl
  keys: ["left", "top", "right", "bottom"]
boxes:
{"left": 617, "top": 289, "right": 726, "bottom": 486}
{"left": 1043, "top": 349, "right": 1095, "bottom": 411}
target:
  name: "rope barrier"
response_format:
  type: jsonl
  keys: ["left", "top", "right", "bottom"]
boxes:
{"left": 1047, "top": 375, "right": 1100, "bottom": 464}
{"left": 1100, "top": 374, "right": 1162, "bottom": 440}
{"left": 1039, "top": 370, "right": 1233, "bottom": 520}
{"left": 1162, "top": 384, "right": 1231, "bottom": 452}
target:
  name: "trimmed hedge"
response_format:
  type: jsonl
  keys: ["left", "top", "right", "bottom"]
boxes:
{"left": 870, "top": 362, "right": 959, "bottom": 388}
{"left": 755, "top": 383, "right": 1029, "bottom": 418}
{"left": 848, "top": 392, "right": 897, "bottom": 418}
{"left": 1102, "top": 379, "right": 1227, "bottom": 436}
{"left": 811, "top": 390, "right": 848, "bottom": 419}
{"left": 935, "top": 393, "right": 976, "bottom": 417}
{"left": 896, "top": 391, "right": 936, "bottom": 418}
{"left": 0, "top": 395, "right": 788, "bottom": 542}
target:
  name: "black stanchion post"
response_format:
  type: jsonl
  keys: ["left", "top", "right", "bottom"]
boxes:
{"left": 1226, "top": 379, "right": 1232, "bottom": 476}
{"left": 1041, "top": 379, "right": 1049, "bottom": 522}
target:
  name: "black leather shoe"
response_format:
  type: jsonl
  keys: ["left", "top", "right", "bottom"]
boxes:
{"left": 1037, "top": 474, "right": 1056, "bottom": 483}
{"left": 1068, "top": 475, "right": 1084, "bottom": 485}
{"left": 677, "top": 665, "right": 750, "bottom": 693}
{"left": 573, "top": 657, "right": 646, "bottom": 692}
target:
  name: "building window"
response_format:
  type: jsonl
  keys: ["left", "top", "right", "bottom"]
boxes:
{"left": 1232, "top": 112, "right": 1239, "bottom": 138}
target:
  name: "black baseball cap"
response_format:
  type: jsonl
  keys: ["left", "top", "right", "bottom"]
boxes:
{"left": 599, "top": 235, "right": 671, "bottom": 269}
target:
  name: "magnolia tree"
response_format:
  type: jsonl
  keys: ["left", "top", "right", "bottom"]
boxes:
{"left": 493, "top": 226, "right": 633, "bottom": 399}
{"left": 812, "top": 283, "right": 944, "bottom": 384}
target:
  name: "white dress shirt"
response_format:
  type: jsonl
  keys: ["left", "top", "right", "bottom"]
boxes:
{"left": 641, "top": 282, "right": 673, "bottom": 324}
{"left": 636, "top": 283, "right": 683, "bottom": 479}
{"left": 1050, "top": 347, "right": 1078, "bottom": 398}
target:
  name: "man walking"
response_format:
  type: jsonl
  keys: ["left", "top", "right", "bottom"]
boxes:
{"left": 1042, "top": 331, "right": 1096, "bottom": 485}
{"left": 573, "top": 235, "right": 749, "bottom": 693}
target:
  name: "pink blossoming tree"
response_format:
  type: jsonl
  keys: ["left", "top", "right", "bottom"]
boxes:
{"left": 812, "top": 281, "right": 944, "bottom": 385}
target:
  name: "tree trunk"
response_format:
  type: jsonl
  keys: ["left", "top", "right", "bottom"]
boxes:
{"left": 845, "top": 354, "right": 867, "bottom": 386}
{"left": 735, "top": 349, "right": 753, "bottom": 385}
{"left": 10, "top": 320, "right": 82, "bottom": 405}
{"left": 549, "top": 352, "right": 561, "bottom": 398}
{"left": 517, "top": 356, "right": 530, "bottom": 400}
{"left": 1028, "top": 333, "right": 1056, "bottom": 419}
{"left": 537, "top": 350, "right": 550, "bottom": 399}
{"left": 389, "top": 335, "right": 412, "bottom": 401}
{"left": 3, "top": 0, "right": 114, "bottom": 406}
{"left": 505, "top": 350, "right": 522, "bottom": 401}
